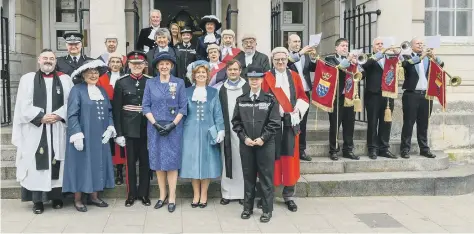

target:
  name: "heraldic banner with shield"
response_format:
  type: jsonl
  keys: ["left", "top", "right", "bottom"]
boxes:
{"left": 426, "top": 59, "right": 447, "bottom": 110}
{"left": 381, "top": 57, "right": 401, "bottom": 99}
{"left": 311, "top": 59, "right": 339, "bottom": 112}
{"left": 343, "top": 64, "right": 357, "bottom": 107}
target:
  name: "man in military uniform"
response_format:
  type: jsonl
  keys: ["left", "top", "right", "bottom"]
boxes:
{"left": 56, "top": 32, "right": 93, "bottom": 84}
{"left": 175, "top": 26, "right": 197, "bottom": 87}
{"left": 113, "top": 51, "right": 151, "bottom": 207}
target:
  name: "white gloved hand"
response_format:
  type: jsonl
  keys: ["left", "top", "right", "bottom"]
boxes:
{"left": 102, "top": 126, "right": 117, "bottom": 144}
{"left": 115, "top": 136, "right": 126, "bottom": 147}
{"left": 74, "top": 139, "right": 84, "bottom": 151}
{"left": 216, "top": 130, "right": 225, "bottom": 143}
{"left": 290, "top": 111, "right": 301, "bottom": 126}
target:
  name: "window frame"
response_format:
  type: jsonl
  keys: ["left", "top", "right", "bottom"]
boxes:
{"left": 425, "top": 0, "right": 474, "bottom": 43}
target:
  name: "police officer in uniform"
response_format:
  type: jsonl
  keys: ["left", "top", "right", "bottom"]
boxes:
{"left": 231, "top": 67, "right": 281, "bottom": 223}
{"left": 113, "top": 51, "right": 151, "bottom": 207}
{"left": 56, "top": 32, "right": 93, "bottom": 84}
{"left": 175, "top": 26, "right": 197, "bottom": 87}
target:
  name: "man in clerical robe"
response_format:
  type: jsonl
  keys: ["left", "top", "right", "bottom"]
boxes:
{"left": 220, "top": 29, "right": 241, "bottom": 63}
{"left": 12, "top": 49, "right": 74, "bottom": 214}
{"left": 260, "top": 47, "right": 309, "bottom": 212}
{"left": 218, "top": 59, "right": 250, "bottom": 205}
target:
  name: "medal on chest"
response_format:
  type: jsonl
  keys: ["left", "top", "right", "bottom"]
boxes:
{"left": 169, "top": 82, "right": 177, "bottom": 99}
{"left": 135, "top": 80, "right": 140, "bottom": 87}
{"left": 56, "top": 86, "right": 61, "bottom": 95}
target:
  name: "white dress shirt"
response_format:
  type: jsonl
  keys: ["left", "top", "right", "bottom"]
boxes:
{"left": 209, "top": 61, "right": 219, "bottom": 70}
{"left": 109, "top": 71, "right": 120, "bottom": 88}
{"left": 249, "top": 89, "right": 261, "bottom": 101}
{"left": 245, "top": 52, "right": 254, "bottom": 66}
{"left": 158, "top": 46, "right": 169, "bottom": 52}
{"left": 222, "top": 46, "right": 232, "bottom": 57}
{"left": 415, "top": 58, "right": 428, "bottom": 90}
{"left": 293, "top": 53, "right": 310, "bottom": 91}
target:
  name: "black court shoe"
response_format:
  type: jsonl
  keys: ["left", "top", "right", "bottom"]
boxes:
{"left": 198, "top": 201, "right": 207, "bottom": 208}
{"left": 260, "top": 212, "right": 272, "bottom": 223}
{"left": 74, "top": 202, "right": 87, "bottom": 212}
{"left": 220, "top": 198, "right": 230, "bottom": 205}
{"left": 140, "top": 197, "right": 151, "bottom": 206}
{"left": 154, "top": 195, "right": 168, "bottom": 209}
{"left": 88, "top": 198, "right": 108, "bottom": 208}
{"left": 168, "top": 203, "right": 176, "bottom": 213}
{"left": 241, "top": 210, "right": 253, "bottom": 219}
{"left": 52, "top": 199, "right": 63, "bottom": 209}
{"left": 285, "top": 200, "right": 298, "bottom": 212}
{"left": 33, "top": 202, "right": 44, "bottom": 214}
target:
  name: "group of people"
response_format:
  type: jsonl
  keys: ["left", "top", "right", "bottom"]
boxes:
{"left": 12, "top": 8, "right": 442, "bottom": 224}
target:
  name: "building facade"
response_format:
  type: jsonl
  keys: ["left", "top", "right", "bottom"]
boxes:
{"left": 1, "top": 0, "right": 473, "bottom": 148}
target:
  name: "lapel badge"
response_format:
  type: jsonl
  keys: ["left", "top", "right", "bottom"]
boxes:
{"left": 39, "top": 147, "right": 44, "bottom": 155}
{"left": 56, "top": 86, "right": 61, "bottom": 94}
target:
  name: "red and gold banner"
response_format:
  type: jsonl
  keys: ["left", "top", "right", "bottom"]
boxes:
{"left": 381, "top": 57, "right": 400, "bottom": 99}
{"left": 427, "top": 59, "right": 447, "bottom": 110}
{"left": 311, "top": 60, "right": 339, "bottom": 112}
{"left": 343, "top": 64, "right": 357, "bottom": 106}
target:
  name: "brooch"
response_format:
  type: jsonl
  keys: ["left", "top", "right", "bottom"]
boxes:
{"left": 169, "top": 82, "right": 177, "bottom": 99}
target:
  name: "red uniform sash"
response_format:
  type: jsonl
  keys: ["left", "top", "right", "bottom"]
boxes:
{"left": 263, "top": 72, "right": 294, "bottom": 112}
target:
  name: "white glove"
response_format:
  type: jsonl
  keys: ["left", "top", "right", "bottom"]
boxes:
{"left": 115, "top": 136, "right": 126, "bottom": 147}
{"left": 290, "top": 111, "right": 300, "bottom": 126}
{"left": 102, "top": 126, "right": 117, "bottom": 144}
{"left": 74, "top": 139, "right": 84, "bottom": 151}
{"left": 216, "top": 130, "right": 225, "bottom": 143}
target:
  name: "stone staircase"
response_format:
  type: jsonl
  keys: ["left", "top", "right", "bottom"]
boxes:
{"left": 2, "top": 106, "right": 474, "bottom": 198}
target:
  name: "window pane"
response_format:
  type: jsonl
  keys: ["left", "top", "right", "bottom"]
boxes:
{"left": 283, "top": 2, "right": 303, "bottom": 24}
{"left": 456, "top": 0, "right": 472, "bottom": 8}
{"left": 456, "top": 10, "right": 473, "bottom": 36}
{"left": 56, "top": 0, "right": 78, "bottom": 23}
{"left": 439, "top": 0, "right": 455, "bottom": 8}
{"left": 439, "top": 11, "right": 455, "bottom": 35}
{"left": 425, "top": 11, "right": 438, "bottom": 36}
{"left": 425, "top": 0, "right": 436, "bottom": 7}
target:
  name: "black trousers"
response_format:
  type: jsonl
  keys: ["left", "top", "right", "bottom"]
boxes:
{"left": 328, "top": 94, "right": 355, "bottom": 154}
{"left": 365, "top": 92, "right": 394, "bottom": 154}
{"left": 400, "top": 91, "right": 433, "bottom": 153}
{"left": 21, "top": 187, "right": 62, "bottom": 203}
{"left": 125, "top": 136, "right": 150, "bottom": 198}
{"left": 240, "top": 140, "right": 275, "bottom": 213}
{"left": 299, "top": 91, "right": 311, "bottom": 153}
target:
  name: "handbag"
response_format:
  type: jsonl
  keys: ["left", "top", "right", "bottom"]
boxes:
{"left": 208, "top": 125, "right": 219, "bottom": 145}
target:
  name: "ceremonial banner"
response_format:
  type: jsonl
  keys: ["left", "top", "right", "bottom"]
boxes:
{"left": 311, "top": 60, "right": 339, "bottom": 112}
{"left": 221, "top": 48, "right": 242, "bottom": 63}
{"left": 343, "top": 64, "right": 357, "bottom": 106}
{"left": 426, "top": 59, "right": 447, "bottom": 110}
{"left": 381, "top": 57, "right": 400, "bottom": 98}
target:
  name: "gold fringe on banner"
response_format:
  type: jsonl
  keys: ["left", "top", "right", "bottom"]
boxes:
{"left": 396, "top": 60, "right": 405, "bottom": 81}
{"left": 311, "top": 100, "right": 333, "bottom": 113}
{"left": 344, "top": 97, "right": 354, "bottom": 107}
{"left": 353, "top": 97, "right": 362, "bottom": 112}
{"left": 384, "top": 99, "right": 392, "bottom": 122}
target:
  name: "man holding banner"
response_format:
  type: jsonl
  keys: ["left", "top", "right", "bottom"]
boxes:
{"left": 312, "top": 38, "right": 358, "bottom": 161}
{"left": 400, "top": 37, "right": 444, "bottom": 159}
{"left": 360, "top": 37, "right": 398, "bottom": 160}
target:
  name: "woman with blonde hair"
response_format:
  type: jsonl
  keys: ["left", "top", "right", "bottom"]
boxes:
{"left": 180, "top": 60, "right": 224, "bottom": 208}
{"left": 169, "top": 23, "right": 182, "bottom": 47}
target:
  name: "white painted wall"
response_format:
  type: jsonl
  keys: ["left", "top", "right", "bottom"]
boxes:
{"left": 237, "top": 0, "right": 271, "bottom": 56}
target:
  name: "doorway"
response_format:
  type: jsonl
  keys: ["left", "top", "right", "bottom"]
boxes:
{"left": 154, "top": 0, "right": 211, "bottom": 32}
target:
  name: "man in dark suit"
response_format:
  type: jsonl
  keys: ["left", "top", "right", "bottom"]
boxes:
{"left": 361, "top": 37, "right": 397, "bottom": 160}
{"left": 236, "top": 34, "right": 271, "bottom": 78}
{"left": 286, "top": 34, "right": 317, "bottom": 161}
{"left": 324, "top": 38, "right": 358, "bottom": 161}
{"left": 145, "top": 28, "right": 180, "bottom": 78}
{"left": 56, "top": 32, "right": 93, "bottom": 84}
{"left": 399, "top": 37, "right": 444, "bottom": 159}
{"left": 136, "top": 9, "right": 162, "bottom": 52}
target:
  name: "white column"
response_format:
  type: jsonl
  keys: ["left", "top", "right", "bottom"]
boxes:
{"left": 237, "top": 0, "right": 271, "bottom": 56}
{"left": 375, "top": 0, "right": 413, "bottom": 45}
{"left": 89, "top": 0, "right": 126, "bottom": 57}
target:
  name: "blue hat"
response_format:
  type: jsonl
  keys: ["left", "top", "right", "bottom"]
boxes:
{"left": 152, "top": 51, "right": 176, "bottom": 68}
{"left": 246, "top": 66, "right": 265, "bottom": 78}
{"left": 192, "top": 60, "right": 209, "bottom": 70}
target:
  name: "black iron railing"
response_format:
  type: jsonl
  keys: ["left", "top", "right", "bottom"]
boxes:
{"left": 225, "top": 4, "right": 238, "bottom": 30}
{"left": 1, "top": 6, "right": 12, "bottom": 126}
{"left": 271, "top": 3, "right": 282, "bottom": 49}
{"left": 343, "top": 5, "right": 381, "bottom": 122}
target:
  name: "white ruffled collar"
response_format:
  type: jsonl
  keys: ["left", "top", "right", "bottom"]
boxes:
{"left": 88, "top": 84, "right": 105, "bottom": 101}
{"left": 192, "top": 86, "right": 207, "bottom": 102}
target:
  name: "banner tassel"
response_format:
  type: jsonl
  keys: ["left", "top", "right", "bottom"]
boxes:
{"left": 353, "top": 96, "right": 362, "bottom": 113}
{"left": 384, "top": 99, "right": 392, "bottom": 122}
{"left": 397, "top": 60, "right": 405, "bottom": 81}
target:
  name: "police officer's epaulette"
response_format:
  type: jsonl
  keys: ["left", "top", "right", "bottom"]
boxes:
{"left": 143, "top": 74, "right": 153, "bottom": 79}
{"left": 118, "top": 74, "right": 129, "bottom": 80}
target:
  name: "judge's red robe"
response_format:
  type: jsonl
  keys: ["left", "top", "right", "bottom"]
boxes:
{"left": 262, "top": 69, "right": 309, "bottom": 186}
{"left": 97, "top": 72, "right": 126, "bottom": 165}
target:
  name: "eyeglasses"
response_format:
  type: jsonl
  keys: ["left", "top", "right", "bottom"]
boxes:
{"left": 242, "top": 41, "right": 256, "bottom": 45}
{"left": 273, "top": 58, "right": 288, "bottom": 62}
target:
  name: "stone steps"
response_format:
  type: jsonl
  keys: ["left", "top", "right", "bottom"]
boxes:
{"left": 1, "top": 153, "right": 449, "bottom": 180}
{"left": 2, "top": 164, "right": 473, "bottom": 199}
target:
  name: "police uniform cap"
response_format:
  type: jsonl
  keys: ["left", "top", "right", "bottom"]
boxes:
{"left": 246, "top": 66, "right": 265, "bottom": 78}
{"left": 180, "top": 26, "right": 193, "bottom": 34}
{"left": 63, "top": 32, "right": 83, "bottom": 44}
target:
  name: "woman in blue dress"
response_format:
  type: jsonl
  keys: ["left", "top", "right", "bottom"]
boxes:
{"left": 63, "top": 60, "right": 116, "bottom": 212}
{"left": 180, "top": 60, "right": 225, "bottom": 208}
{"left": 143, "top": 52, "right": 187, "bottom": 213}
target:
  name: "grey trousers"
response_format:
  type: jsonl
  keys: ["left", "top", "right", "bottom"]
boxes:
{"left": 282, "top": 185, "right": 295, "bottom": 202}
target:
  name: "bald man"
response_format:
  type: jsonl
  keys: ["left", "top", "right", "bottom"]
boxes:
{"left": 287, "top": 34, "right": 317, "bottom": 161}
{"left": 400, "top": 37, "right": 444, "bottom": 159}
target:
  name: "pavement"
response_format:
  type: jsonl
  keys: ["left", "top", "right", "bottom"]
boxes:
{"left": 2, "top": 194, "right": 474, "bottom": 233}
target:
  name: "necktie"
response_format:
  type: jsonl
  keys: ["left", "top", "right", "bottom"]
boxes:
{"left": 252, "top": 94, "right": 257, "bottom": 102}
{"left": 73, "top": 56, "right": 78, "bottom": 65}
